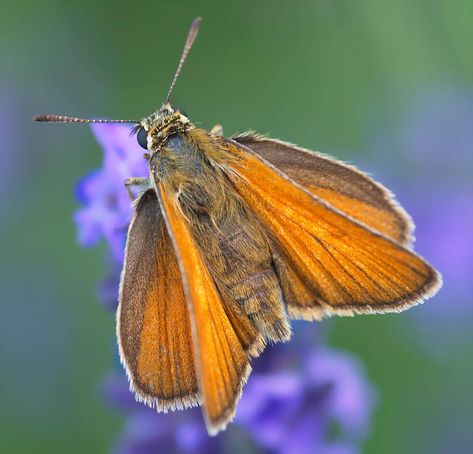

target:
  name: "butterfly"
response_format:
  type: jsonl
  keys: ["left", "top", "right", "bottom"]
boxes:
{"left": 34, "top": 17, "right": 441, "bottom": 435}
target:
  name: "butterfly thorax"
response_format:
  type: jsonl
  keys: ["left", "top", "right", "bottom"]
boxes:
{"left": 149, "top": 130, "right": 234, "bottom": 215}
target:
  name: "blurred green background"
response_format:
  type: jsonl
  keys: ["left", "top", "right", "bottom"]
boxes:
{"left": 1, "top": 0, "right": 472, "bottom": 452}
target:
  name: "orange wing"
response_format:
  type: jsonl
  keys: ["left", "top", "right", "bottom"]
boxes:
{"left": 118, "top": 190, "right": 200, "bottom": 411}
{"left": 223, "top": 139, "right": 442, "bottom": 320}
{"left": 157, "top": 182, "right": 250, "bottom": 435}
{"left": 233, "top": 133, "right": 413, "bottom": 246}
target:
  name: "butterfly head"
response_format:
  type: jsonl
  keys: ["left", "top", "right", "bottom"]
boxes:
{"left": 135, "top": 104, "right": 191, "bottom": 157}
{"left": 33, "top": 17, "right": 201, "bottom": 161}
{"left": 133, "top": 15, "right": 201, "bottom": 158}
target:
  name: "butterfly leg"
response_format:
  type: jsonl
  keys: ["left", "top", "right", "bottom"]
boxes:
{"left": 210, "top": 124, "right": 223, "bottom": 136}
{"left": 124, "top": 177, "right": 151, "bottom": 201}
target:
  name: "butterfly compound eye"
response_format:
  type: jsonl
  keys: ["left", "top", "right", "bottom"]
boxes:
{"left": 136, "top": 127, "right": 148, "bottom": 150}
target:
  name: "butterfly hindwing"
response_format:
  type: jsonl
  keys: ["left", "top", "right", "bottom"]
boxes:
{"left": 117, "top": 190, "right": 200, "bottom": 411}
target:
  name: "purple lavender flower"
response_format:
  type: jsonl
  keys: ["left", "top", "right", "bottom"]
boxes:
{"left": 102, "top": 373, "right": 223, "bottom": 454}
{"left": 113, "top": 409, "right": 217, "bottom": 454}
{"left": 102, "top": 341, "right": 374, "bottom": 454}
{"left": 237, "top": 347, "right": 375, "bottom": 454}
{"left": 75, "top": 123, "right": 147, "bottom": 261}
{"left": 76, "top": 123, "right": 376, "bottom": 453}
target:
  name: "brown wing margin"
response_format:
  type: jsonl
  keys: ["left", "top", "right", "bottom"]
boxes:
{"left": 156, "top": 182, "right": 251, "bottom": 435}
{"left": 233, "top": 133, "right": 414, "bottom": 246}
{"left": 222, "top": 138, "right": 442, "bottom": 320}
{"left": 117, "top": 190, "right": 200, "bottom": 411}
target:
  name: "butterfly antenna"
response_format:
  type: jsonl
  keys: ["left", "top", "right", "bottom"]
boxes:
{"left": 164, "top": 17, "right": 202, "bottom": 105}
{"left": 33, "top": 114, "right": 138, "bottom": 124}
{"left": 34, "top": 17, "right": 202, "bottom": 123}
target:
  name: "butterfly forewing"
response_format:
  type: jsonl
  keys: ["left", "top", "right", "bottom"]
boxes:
{"left": 156, "top": 181, "right": 252, "bottom": 435}
{"left": 118, "top": 190, "right": 200, "bottom": 410}
{"left": 223, "top": 139, "right": 441, "bottom": 319}
{"left": 233, "top": 134, "right": 414, "bottom": 246}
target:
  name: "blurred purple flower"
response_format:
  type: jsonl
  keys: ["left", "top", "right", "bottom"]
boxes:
{"left": 103, "top": 374, "right": 220, "bottom": 454}
{"left": 114, "top": 411, "right": 216, "bottom": 454}
{"left": 75, "top": 123, "right": 147, "bottom": 261}
{"left": 76, "top": 123, "right": 376, "bottom": 453}
{"left": 237, "top": 348, "right": 375, "bottom": 454}
{"left": 102, "top": 342, "right": 375, "bottom": 454}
